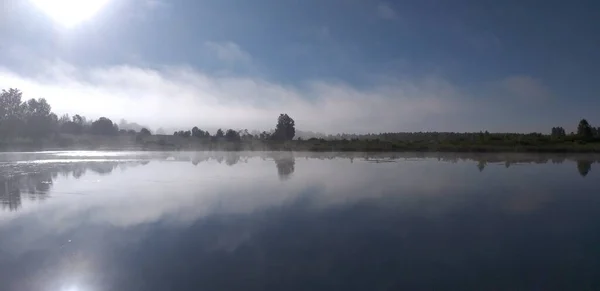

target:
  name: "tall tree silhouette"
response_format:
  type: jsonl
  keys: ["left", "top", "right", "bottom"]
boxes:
{"left": 91, "top": 117, "right": 119, "bottom": 135}
{"left": 577, "top": 119, "right": 593, "bottom": 140}
{"left": 216, "top": 129, "right": 224, "bottom": 138}
{"left": 273, "top": 114, "right": 295, "bottom": 141}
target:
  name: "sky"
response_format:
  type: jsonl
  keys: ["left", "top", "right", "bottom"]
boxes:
{"left": 0, "top": 0, "right": 599, "bottom": 133}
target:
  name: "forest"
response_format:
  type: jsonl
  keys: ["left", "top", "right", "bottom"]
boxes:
{"left": 1, "top": 88, "right": 600, "bottom": 152}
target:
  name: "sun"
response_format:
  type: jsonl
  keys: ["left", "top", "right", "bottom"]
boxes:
{"left": 31, "top": 0, "right": 111, "bottom": 28}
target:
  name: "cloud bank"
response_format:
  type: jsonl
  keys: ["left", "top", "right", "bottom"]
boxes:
{"left": 0, "top": 61, "right": 464, "bottom": 133}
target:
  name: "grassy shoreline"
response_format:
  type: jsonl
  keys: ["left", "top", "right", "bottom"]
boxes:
{"left": 2, "top": 134, "right": 600, "bottom": 153}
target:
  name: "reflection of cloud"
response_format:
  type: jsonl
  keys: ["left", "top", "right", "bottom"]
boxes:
{"left": 1, "top": 152, "right": 597, "bottom": 255}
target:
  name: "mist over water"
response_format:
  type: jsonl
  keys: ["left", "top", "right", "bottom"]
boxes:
{"left": 1, "top": 151, "right": 600, "bottom": 290}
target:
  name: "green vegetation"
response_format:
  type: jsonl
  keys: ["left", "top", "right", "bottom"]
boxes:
{"left": 2, "top": 87, "right": 600, "bottom": 152}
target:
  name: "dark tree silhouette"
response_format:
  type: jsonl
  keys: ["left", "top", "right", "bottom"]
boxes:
{"left": 225, "top": 129, "right": 241, "bottom": 142}
{"left": 259, "top": 131, "right": 271, "bottom": 140}
{"left": 273, "top": 113, "right": 295, "bottom": 141}
{"left": 577, "top": 119, "right": 593, "bottom": 140}
{"left": 192, "top": 127, "right": 201, "bottom": 138}
{"left": 90, "top": 117, "right": 118, "bottom": 135}
{"left": 140, "top": 128, "right": 152, "bottom": 136}
{"left": 175, "top": 130, "right": 192, "bottom": 138}
{"left": 192, "top": 127, "right": 210, "bottom": 138}
{"left": 216, "top": 128, "right": 224, "bottom": 138}
{"left": 551, "top": 127, "right": 566, "bottom": 138}
{"left": 22, "top": 98, "right": 57, "bottom": 138}
{"left": 0, "top": 89, "right": 25, "bottom": 138}
{"left": 0, "top": 88, "right": 24, "bottom": 119}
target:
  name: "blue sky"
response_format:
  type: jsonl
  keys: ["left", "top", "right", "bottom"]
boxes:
{"left": 1, "top": 0, "right": 599, "bottom": 133}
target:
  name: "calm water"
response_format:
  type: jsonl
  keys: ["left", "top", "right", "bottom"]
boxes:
{"left": 1, "top": 151, "right": 600, "bottom": 291}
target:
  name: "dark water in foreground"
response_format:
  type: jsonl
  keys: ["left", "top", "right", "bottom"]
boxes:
{"left": 1, "top": 151, "right": 600, "bottom": 291}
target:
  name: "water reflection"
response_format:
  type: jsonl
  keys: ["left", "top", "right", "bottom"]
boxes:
{"left": 0, "top": 151, "right": 600, "bottom": 290}
{"left": 1, "top": 172, "right": 52, "bottom": 211}
{"left": 0, "top": 161, "right": 147, "bottom": 212}
{"left": 1, "top": 152, "right": 599, "bottom": 213}
{"left": 577, "top": 160, "right": 592, "bottom": 177}
{"left": 272, "top": 152, "right": 295, "bottom": 180}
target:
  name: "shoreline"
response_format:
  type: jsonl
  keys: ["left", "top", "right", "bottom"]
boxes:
{"left": 2, "top": 134, "right": 600, "bottom": 153}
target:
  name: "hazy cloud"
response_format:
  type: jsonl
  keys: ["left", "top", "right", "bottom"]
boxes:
{"left": 0, "top": 61, "right": 462, "bottom": 133}
{"left": 204, "top": 41, "right": 252, "bottom": 64}
{"left": 376, "top": 3, "right": 397, "bottom": 20}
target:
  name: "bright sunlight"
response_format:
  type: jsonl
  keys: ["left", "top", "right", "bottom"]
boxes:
{"left": 31, "top": 0, "right": 110, "bottom": 27}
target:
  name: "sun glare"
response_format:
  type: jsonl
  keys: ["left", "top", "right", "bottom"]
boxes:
{"left": 31, "top": 0, "right": 110, "bottom": 27}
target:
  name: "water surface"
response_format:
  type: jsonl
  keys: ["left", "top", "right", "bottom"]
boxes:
{"left": 1, "top": 151, "right": 600, "bottom": 291}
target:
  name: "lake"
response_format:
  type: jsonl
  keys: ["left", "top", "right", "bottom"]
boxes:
{"left": 1, "top": 151, "right": 600, "bottom": 291}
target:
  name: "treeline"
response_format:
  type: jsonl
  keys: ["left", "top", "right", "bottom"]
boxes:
{"left": 170, "top": 113, "right": 296, "bottom": 142}
{"left": 2, "top": 87, "right": 599, "bottom": 150}
{"left": 301, "top": 120, "right": 600, "bottom": 143}
{"left": 0, "top": 88, "right": 152, "bottom": 138}
{"left": 0, "top": 88, "right": 297, "bottom": 142}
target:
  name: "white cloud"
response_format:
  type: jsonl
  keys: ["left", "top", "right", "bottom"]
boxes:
{"left": 204, "top": 41, "right": 252, "bottom": 64}
{"left": 376, "top": 3, "right": 397, "bottom": 20}
{"left": 0, "top": 61, "right": 462, "bottom": 133}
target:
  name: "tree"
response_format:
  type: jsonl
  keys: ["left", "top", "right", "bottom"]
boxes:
{"left": 225, "top": 129, "right": 241, "bottom": 142}
{"left": 58, "top": 114, "right": 70, "bottom": 125}
{"left": 139, "top": 128, "right": 152, "bottom": 136}
{"left": 72, "top": 114, "right": 85, "bottom": 126}
{"left": 61, "top": 121, "right": 83, "bottom": 135}
{"left": 90, "top": 117, "right": 118, "bottom": 135}
{"left": 272, "top": 114, "right": 295, "bottom": 141}
{"left": 0, "top": 88, "right": 24, "bottom": 120}
{"left": 0, "top": 88, "right": 25, "bottom": 138}
{"left": 192, "top": 126, "right": 201, "bottom": 137}
{"left": 577, "top": 119, "right": 593, "bottom": 140}
{"left": 22, "top": 98, "right": 57, "bottom": 138}
{"left": 551, "top": 127, "right": 566, "bottom": 138}
{"left": 216, "top": 128, "right": 224, "bottom": 138}
{"left": 259, "top": 131, "right": 271, "bottom": 140}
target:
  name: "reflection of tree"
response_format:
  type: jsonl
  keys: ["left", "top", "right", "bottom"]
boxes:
{"left": 577, "top": 160, "right": 592, "bottom": 177}
{"left": 0, "top": 161, "right": 147, "bottom": 212}
{"left": 477, "top": 161, "right": 487, "bottom": 172}
{"left": 1, "top": 180, "right": 22, "bottom": 211}
{"left": 1, "top": 172, "right": 51, "bottom": 211}
{"left": 89, "top": 163, "right": 118, "bottom": 175}
{"left": 225, "top": 153, "right": 241, "bottom": 166}
{"left": 273, "top": 152, "right": 295, "bottom": 180}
